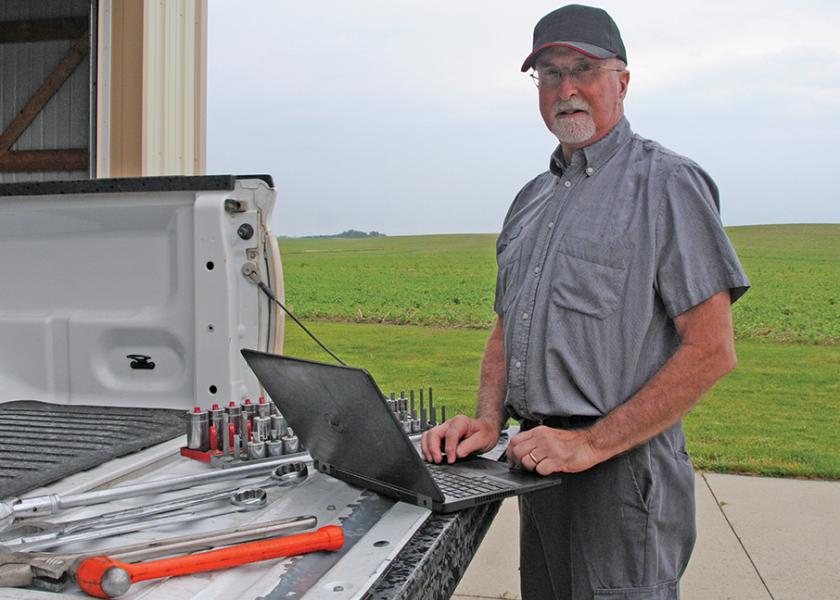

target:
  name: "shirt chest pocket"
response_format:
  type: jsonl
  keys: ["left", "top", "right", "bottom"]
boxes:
{"left": 550, "top": 235, "right": 631, "bottom": 320}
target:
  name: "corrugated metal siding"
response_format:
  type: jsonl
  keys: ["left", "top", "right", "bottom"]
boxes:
{"left": 0, "top": 0, "right": 92, "bottom": 183}
{"left": 143, "top": 0, "right": 206, "bottom": 176}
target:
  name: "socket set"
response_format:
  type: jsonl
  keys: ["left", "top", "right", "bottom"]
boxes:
{"left": 181, "top": 396, "right": 304, "bottom": 467}
{"left": 182, "top": 387, "right": 447, "bottom": 467}
{"left": 384, "top": 387, "right": 446, "bottom": 434}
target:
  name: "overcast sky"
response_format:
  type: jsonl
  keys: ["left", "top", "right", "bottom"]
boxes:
{"left": 207, "top": 1, "right": 840, "bottom": 237}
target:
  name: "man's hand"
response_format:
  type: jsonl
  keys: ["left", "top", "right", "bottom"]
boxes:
{"left": 420, "top": 317, "right": 507, "bottom": 464}
{"left": 507, "top": 426, "right": 602, "bottom": 475}
{"left": 420, "top": 415, "right": 500, "bottom": 464}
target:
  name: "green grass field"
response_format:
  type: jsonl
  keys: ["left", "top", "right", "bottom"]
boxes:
{"left": 727, "top": 224, "right": 840, "bottom": 344}
{"left": 279, "top": 224, "right": 840, "bottom": 479}
{"left": 280, "top": 224, "right": 840, "bottom": 344}
{"left": 279, "top": 234, "right": 497, "bottom": 327}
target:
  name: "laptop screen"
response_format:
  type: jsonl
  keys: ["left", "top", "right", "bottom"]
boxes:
{"left": 241, "top": 350, "right": 442, "bottom": 501}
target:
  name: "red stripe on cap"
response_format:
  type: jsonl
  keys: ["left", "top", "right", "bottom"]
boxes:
{"left": 520, "top": 42, "right": 601, "bottom": 72}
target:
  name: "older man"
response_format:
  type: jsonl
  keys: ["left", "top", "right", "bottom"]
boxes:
{"left": 421, "top": 4, "right": 749, "bottom": 599}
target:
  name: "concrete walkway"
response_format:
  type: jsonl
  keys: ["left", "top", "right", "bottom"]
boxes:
{"left": 453, "top": 472, "right": 840, "bottom": 599}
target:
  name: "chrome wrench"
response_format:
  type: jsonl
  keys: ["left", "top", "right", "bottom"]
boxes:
{"left": 0, "top": 452, "right": 311, "bottom": 531}
{"left": 4, "top": 487, "right": 269, "bottom": 553}
{"left": 0, "top": 464, "right": 308, "bottom": 546}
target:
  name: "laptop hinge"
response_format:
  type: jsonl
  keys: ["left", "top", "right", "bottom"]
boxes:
{"left": 415, "top": 494, "right": 434, "bottom": 509}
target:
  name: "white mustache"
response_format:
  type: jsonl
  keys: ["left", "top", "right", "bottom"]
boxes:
{"left": 553, "top": 99, "right": 591, "bottom": 116}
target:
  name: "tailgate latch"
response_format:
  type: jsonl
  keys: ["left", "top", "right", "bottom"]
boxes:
{"left": 126, "top": 354, "right": 155, "bottom": 370}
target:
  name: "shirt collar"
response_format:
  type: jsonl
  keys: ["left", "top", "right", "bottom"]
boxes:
{"left": 549, "top": 117, "right": 633, "bottom": 177}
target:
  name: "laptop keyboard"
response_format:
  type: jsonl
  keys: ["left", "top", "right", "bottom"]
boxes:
{"left": 427, "top": 464, "right": 509, "bottom": 499}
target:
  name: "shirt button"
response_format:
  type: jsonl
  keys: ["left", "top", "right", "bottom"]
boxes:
{"left": 548, "top": 222, "right": 554, "bottom": 228}
{"left": 515, "top": 361, "right": 522, "bottom": 369}
{"left": 534, "top": 266, "right": 541, "bottom": 274}
{"left": 586, "top": 167, "right": 594, "bottom": 176}
{"left": 522, "top": 312, "right": 529, "bottom": 320}
{"left": 563, "top": 180, "right": 571, "bottom": 188}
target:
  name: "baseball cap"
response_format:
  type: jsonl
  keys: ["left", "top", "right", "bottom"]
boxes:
{"left": 521, "top": 4, "right": 627, "bottom": 72}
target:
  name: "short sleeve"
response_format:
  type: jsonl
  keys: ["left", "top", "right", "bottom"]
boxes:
{"left": 492, "top": 176, "right": 543, "bottom": 316}
{"left": 655, "top": 163, "right": 750, "bottom": 318}
{"left": 493, "top": 231, "right": 507, "bottom": 316}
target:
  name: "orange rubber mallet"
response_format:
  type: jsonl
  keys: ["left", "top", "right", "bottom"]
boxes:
{"left": 75, "top": 524, "right": 344, "bottom": 598}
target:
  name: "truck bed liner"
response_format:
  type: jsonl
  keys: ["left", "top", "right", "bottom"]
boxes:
{"left": 0, "top": 401, "right": 184, "bottom": 498}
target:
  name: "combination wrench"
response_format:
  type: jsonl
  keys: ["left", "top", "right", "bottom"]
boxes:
{"left": 1, "top": 464, "right": 308, "bottom": 552}
{"left": 0, "top": 453, "right": 310, "bottom": 531}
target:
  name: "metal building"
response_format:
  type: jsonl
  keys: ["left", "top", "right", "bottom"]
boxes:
{"left": 0, "top": 0, "right": 206, "bottom": 182}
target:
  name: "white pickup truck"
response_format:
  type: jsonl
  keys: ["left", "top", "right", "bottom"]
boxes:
{"left": 0, "top": 175, "right": 491, "bottom": 600}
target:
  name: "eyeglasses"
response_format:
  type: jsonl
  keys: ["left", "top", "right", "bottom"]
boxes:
{"left": 530, "top": 62, "right": 625, "bottom": 89}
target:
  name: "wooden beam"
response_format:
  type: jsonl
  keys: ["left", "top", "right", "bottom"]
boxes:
{"left": 0, "top": 149, "right": 88, "bottom": 172}
{"left": 0, "top": 17, "right": 89, "bottom": 44}
{"left": 0, "top": 30, "right": 90, "bottom": 161}
{"left": 109, "top": 0, "right": 144, "bottom": 177}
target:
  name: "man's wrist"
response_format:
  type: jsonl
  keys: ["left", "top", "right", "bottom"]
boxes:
{"left": 584, "top": 417, "right": 632, "bottom": 464}
{"left": 476, "top": 413, "right": 506, "bottom": 433}
{"left": 580, "top": 426, "right": 608, "bottom": 463}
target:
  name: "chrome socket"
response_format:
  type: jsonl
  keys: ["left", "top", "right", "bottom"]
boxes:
{"left": 257, "top": 397, "right": 271, "bottom": 418}
{"left": 186, "top": 408, "right": 209, "bottom": 451}
{"left": 271, "top": 414, "right": 287, "bottom": 439}
{"left": 282, "top": 429, "right": 300, "bottom": 455}
{"left": 254, "top": 416, "right": 271, "bottom": 443}
{"left": 222, "top": 412, "right": 231, "bottom": 455}
{"left": 225, "top": 402, "right": 242, "bottom": 436}
{"left": 248, "top": 440, "right": 266, "bottom": 460}
{"left": 267, "top": 440, "right": 284, "bottom": 457}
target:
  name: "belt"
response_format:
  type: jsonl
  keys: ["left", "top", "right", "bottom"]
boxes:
{"left": 519, "top": 415, "right": 598, "bottom": 431}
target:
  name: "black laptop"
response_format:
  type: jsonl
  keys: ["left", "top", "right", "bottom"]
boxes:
{"left": 241, "top": 350, "right": 561, "bottom": 513}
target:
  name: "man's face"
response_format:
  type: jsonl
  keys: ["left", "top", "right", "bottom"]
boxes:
{"left": 535, "top": 47, "right": 629, "bottom": 153}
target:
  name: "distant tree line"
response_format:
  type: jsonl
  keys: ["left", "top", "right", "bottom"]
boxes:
{"left": 278, "top": 230, "right": 386, "bottom": 239}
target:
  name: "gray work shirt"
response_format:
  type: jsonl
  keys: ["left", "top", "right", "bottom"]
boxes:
{"left": 494, "top": 117, "right": 749, "bottom": 421}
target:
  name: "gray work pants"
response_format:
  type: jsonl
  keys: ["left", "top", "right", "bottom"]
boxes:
{"left": 518, "top": 422, "right": 695, "bottom": 599}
